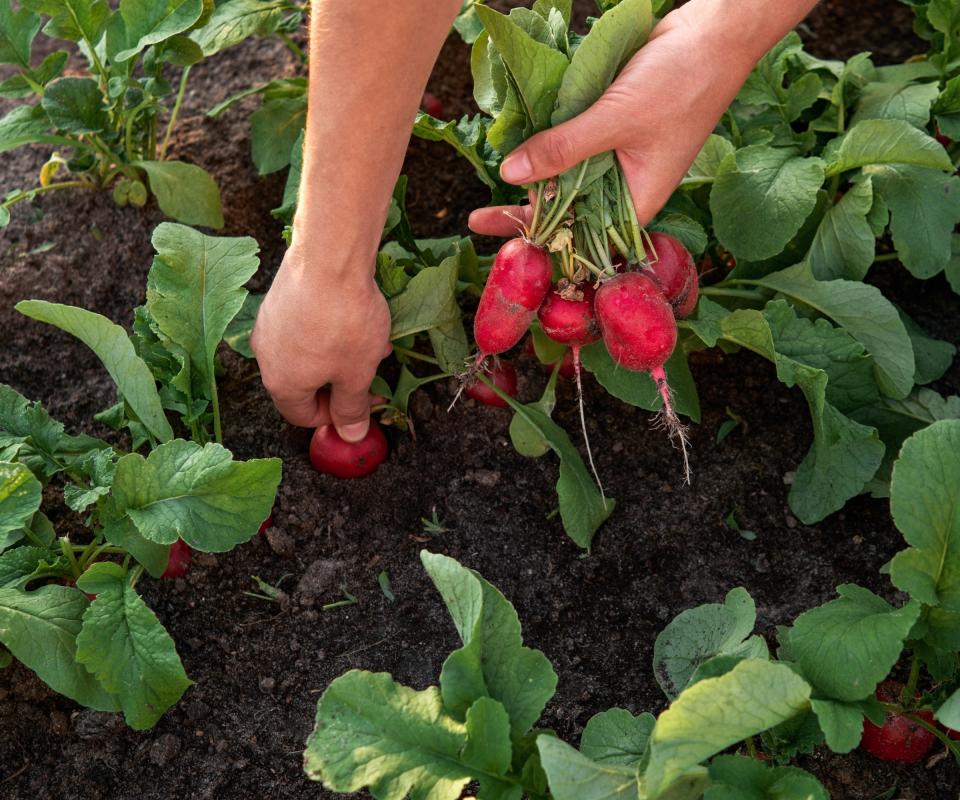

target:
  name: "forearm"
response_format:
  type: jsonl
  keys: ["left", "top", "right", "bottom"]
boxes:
{"left": 293, "top": 0, "right": 462, "bottom": 283}
{"left": 675, "top": 0, "right": 820, "bottom": 68}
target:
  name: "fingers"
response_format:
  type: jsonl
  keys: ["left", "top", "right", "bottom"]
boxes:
{"left": 329, "top": 380, "right": 377, "bottom": 442}
{"left": 270, "top": 388, "right": 333, "bottom": 429}
{"left": 468, "top": 205, "right": 533, "bottom": 237}
{"left": 499, "top": 99, "right": 622, "bottom": 185}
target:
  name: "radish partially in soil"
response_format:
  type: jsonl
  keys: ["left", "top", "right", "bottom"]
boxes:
{"left": 645, "top": 232, "right": 699, "bottom": 318}
{"left": 465, "top": 360, "right": 518, "bottom": 408}
{"left": 421, "top": 92, "right": 444, "bottom": 118}
{"left": 258, "top": 513, "right": 274, "bottom": 535}
{"left": 162, "top": 540, "right": 191, "bottom": 580}
{"left": 310, "top": 422, "right": 388, "bottom": 479}
{"left": 594, "top": 272, "right": 690, "bottom": 481}
{"left": 860, "top": 681, "right": 937, "bottom": 763}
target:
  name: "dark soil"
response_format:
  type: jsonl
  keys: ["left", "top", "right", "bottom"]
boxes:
{"left": 1, "top": 2, "right": 957, "bottom": 799}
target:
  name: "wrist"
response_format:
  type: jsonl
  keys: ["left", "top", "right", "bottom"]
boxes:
{"left": 279, "top": 237, "right": 379, "bottom": 294}
{"left": 670, "top": 0, "right": 818, "bottom": 71}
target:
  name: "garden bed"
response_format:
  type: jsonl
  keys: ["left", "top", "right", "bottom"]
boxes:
{"left": 1, "top": 1, "right": 958, "bottom": 798}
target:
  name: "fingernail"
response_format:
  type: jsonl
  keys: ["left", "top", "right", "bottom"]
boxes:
{"left": 340, "top": 422, "right": 368, "bottom": 442}
{"left": 501, "top": 151, "right": 532, "bottom": 183}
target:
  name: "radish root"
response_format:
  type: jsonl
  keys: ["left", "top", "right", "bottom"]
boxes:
{"left": 573, "top": 346, "right": 606, "bottom": 501}
{"left": 650, "top": 365, "right": 691, "bottom": 484}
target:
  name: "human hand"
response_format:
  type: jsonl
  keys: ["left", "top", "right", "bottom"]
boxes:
{"left": 250, "top": 244, "right": 392, "bottom": 442}
{"left": 469, "top": 3, "right": 763, "bottom": 236}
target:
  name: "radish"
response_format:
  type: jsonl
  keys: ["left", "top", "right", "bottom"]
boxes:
{"left": 421, "top": 92, "right": 444, "bottom": 118}
{"left": 645, "top": 232, "right": 698, "bottom": 319}
{"left": 473, "top": 238, "right": 552, "bottom": 359}
{"left": 595, "top": 273, "right": 677, "bottom": 373}
{"left": 310, "top": 422, "right": 388, "bottom": 479}
{"left": 538, "top": 281, "right": 604, "bottom": 493}
{"left": 258, "top": 513, "right": 274, "bottom": 535}
{"left": 595, "top": 272, "right": 690, "bottom": 481}
{"left": 860, "top": 681, "right": 937, "bottom": 763}
{"left": 465, "top": 360, "right": 518, "bottom": 408}
{"left": 162, "top": 540, "right": 191, "bottom": 580}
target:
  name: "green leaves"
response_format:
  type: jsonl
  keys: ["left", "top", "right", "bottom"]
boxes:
{"left": 699, "top": 299, "right": 885, "bottom": 523}
{"left": 112, "top": 0, "right": 205, "bottom": 62}
{"left": 475, "top": 5, "right": 568, "bottom": 136}
{"left": 538, "top": 737, "right": 644, "bottom": 800}
{"left": 806, "top": 178, "right": 876, "bottom": 281}
{"left": 867, "top": 164, "right": 960, "bottom": 279}
{"left": 0, "top": 104, "right": 72, "bottom": 152}
{"left": 825, "top": 118, "right": 953, "bottom": 175}
{"left": 711, "top": 147, "right": 825, "bottom": 262}
{"left": 705, "top": 756, "right": 828, "bottom": 800}
{"left": 581, "top": 708, "right": 655, "bottom": 768}
{"left": 146, "top": 223, "right": 259, "bottom": 401}
{"left": 779, "top": 584, "right": 919, "bottom": 751}
{"left": 75, "top": 562, "right": 191, "bottom": 729}
{"left": 305, "top": 671, "right": 476, "bottom": 799}
{"left": 250, "top": 94, "right": 307, "bottom": 175}
{"left": 412, "top": 113, "right": 504, "bottom": 200}
{"left": 0, "top": 3, "right": 41, "bottom": 68}
{"left": 645, "top": 660, "right": 810, "bottom": 797}
{"left": 754, "top": 262, "right": 914, "bottom": 399}
{"left": 424, "top": 551, "right": 556, "bottom": 736}
{"left": 21, "top": 0, "right": 110, "bottom": 45}
{"left": 0, "top": 584, "right": 119, "bottom": 711}
{"left": 0, "top": 463, "right": 42, "bottom": 548}
{"left": 132, "top": 160, "right": 224, "bottom": 229}
{"left": 16, "top": 300, "right": 174, "bottom": 444}
{"left": 189, "top": 0, "right": 288, "bottom": 56}
{"left": 785, "top": 585, "right": 920, "bottom": 702}
{"left": 552, "top": 0, "right": 651, "bottom": 125}
{"left": 41, "top": 76, "right": 107, "bottom": 133}
{"left": 305, "top": 552, "right": 559, "bottom": 799}
{"left": 889, "top": 420, "right": 960, "bottom": 611}
{"left": 653, "top": 588, "right": 768, "bottom": 700}
{"left": 109, "top": 440, "right": 281, "bottom": 552}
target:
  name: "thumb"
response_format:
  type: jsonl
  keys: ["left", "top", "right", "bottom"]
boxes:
{"left": 499, "top": 100, "right": 620, "bottom": 185}
{"left": 329, "top": 382, "right": 374, "bottom": 443}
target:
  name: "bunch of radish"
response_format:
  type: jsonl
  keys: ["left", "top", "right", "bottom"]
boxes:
{"left": 466, "top": 206, "right": 699, "bottom": 483}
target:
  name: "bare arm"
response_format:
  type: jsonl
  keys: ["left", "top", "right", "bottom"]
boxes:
{"left": 471, "top": 0, "right": 821, "bottom": 234}
{"left": 251, "top": 0, "right": 461, "bottom": 440}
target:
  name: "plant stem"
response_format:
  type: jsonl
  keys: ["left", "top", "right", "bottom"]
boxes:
{"left": 159, "top": 67, "right": 191, "bottom": 160}
{"left": 211, "top": 372, "right": 223, "bottom": 444}
{"left": 1, "top": 180, "right": 94, "bottom": 215}
{"left": 535, "top": 159, "right": 590, "bottom": 245}
{"left": 874, "top": 253, "right": 899, "bottom": 262}
{"left": 279, "top": 32, "right": 307, "bottom": 63}
{"left": 745, "top": 736, "right": 759, "bottom": 759}
{"left": 701, "top": 286, "right": 767, "bottom": 301}
{"left": 59, "top": 538, "right": 82, "bottom": 579}
{"left": 903, "top": 654, "right": 922, "bottom": 705}
{"left": 393, "top": 346, "right": 439, "bottom": 365}
{"left": 530, "top": 181, "right": 545, "bottom": 236}
{"left": 129, "top": 564, "right": 144, "bottom": 589}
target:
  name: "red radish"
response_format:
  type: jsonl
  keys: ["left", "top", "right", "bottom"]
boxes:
{"left": 310, "top": 422, "right": 388, "bottom": 479}
{"left": 674, "top": 275, "right": 699, "bottom": 319}
{"left": 595, "top": 273, "right": 690, "bottom": 481}
{"left": 537, "top": 284, "right": 599, "bottom": 347}
{"left": 595, "top": 273, "right": 677, "bottom": 373}
{"left": 645, "top": 232, "right": 698, "bottom": 318}
{"left": 465, "top": 360, "right": 518, "bottom": 408}
{"left": 162, "top": 540, "right": 191, "bottom": 579}
{"left": 538, "top": 281, "right": 606, "bottom": 495}
{"left": 936, "top": 128, "right": 951, "bottom": 148}
{"left": 258, "top": 513, "right": 274, "bottom": 535}
{"left": 421, "top": 92, "right": 444, "bottom": 118}
{"left": 556, "top": 349, "right": 576, "bottom": 379}
{"left": 860, "top": 681, "right": 937, "bottom": 763}
{"left": 473, "top": 238, "right": 552, "bottom": 359}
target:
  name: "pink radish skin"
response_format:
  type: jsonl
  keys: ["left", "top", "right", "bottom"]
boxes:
{"left": 674, "top": 275, "right": 699, "bottom": 319}
{"left": 595, "top": 273, "right": 677, "bottom": 372}
{"left": 645, "top": 232, "right": 698, "bottom": 317}
{"left": 465, "top": 361, "right": 518, "bottom": 408}
{"left": 474, "top": 238, "right": 553, "bottom": 357}
{"left": 421, "top": 92, "right": 444, "bottom": 118}
{"left": 537, "top": 284, "right": 600, "bottom": 347}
